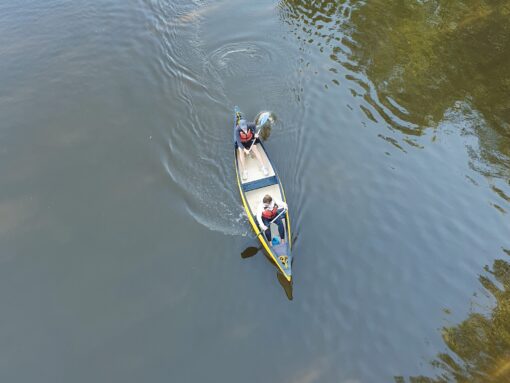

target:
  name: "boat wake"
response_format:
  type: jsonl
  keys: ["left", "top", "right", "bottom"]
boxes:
{"left": 158, "top": 128, "right": 250, "bottom": 237}
{"left": 143, "top": 0, "right": 303, "bottom": 237}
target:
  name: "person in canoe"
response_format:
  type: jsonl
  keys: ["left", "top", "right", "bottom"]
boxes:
{"left": 235, "top": 118, "right": 269, "bottom": 180}
{"left": 256, "top": 194, "right": 288, "bottom": 244}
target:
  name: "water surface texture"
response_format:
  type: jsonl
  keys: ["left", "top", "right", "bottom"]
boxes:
{"left": 1, "top": 1, "right": 509, "bottom": 382}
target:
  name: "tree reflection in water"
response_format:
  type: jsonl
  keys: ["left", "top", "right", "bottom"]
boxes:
{"left": 279, "top": 1, "right": 510, "bottom": 380}
{"left": 278, "top": 0, "right": 510, "bottom": 202}
{"left": 397, "top": 250, "right": 510, "bottom": 383}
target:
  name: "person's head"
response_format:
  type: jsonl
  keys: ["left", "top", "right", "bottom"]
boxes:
{"left": 263, "top": 195, "right": 272, "bottom": 204}
{"left": 238, "top": 119, "right": 248, "bottom": 131}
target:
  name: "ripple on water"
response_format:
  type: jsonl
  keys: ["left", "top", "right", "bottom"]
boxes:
{"left": 204, "top": 38, "right": 298, "bottom": 109}
{"left": 206, "top": 41, "right": 275, "bottom": 77}
{"left": 278, "top": 0, "right": 427, "bottom": 142}
{"left": 157, "top": 107, "right": 250, "bottom": 237}
{"left": 139, "top": 0, "right": 250, "bottom": 235}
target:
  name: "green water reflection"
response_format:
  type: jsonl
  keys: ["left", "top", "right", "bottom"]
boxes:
{"left": 398, "top": 249, "right": 510, "bottom": 382}
{"left": 279, "top": 0, "right": 510, "bottom": 380}
{"left": 279, "top": 0, "right": 510, "bottom": 196}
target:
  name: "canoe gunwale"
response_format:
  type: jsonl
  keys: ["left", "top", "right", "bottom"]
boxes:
{"left": 233, "top": 107, "right": 292, "bottom": 281}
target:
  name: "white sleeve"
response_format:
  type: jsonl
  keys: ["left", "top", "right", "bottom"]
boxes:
{"left": 276, "top": 199, "right": 288, "bottom": 210}
{"left": 256, "top": 204, "right": 265, "bottom": 228}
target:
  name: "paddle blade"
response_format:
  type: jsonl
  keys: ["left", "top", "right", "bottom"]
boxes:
{"left": 241, "top": 246, "right": 260, "bottom": 259}
{"left": 255, "top": 111, "right": 276, "bottom": 140}
{"left": 255, "top": 112, "right": 270, "bottom": 127}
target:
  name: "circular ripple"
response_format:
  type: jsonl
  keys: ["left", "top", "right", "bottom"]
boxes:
{"left": 206, "top": 41, "right": 275, "bottom": 78}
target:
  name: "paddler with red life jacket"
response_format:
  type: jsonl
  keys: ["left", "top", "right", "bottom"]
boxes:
{"left": 235, "top": 118, "right": 269, "bottom": 180}
{"left": 256, "top": 194, "right": 288, "bottom": 244}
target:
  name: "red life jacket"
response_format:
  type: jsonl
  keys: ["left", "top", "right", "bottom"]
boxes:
{"left": 262, "top": 204, "right": 278, "bottom": 219}
{"left": 239, "top": 128, "right": 254, "bottom": 143}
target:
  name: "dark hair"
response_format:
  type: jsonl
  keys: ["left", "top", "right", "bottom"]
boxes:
{"left": 263, "top": 195, "right": 272, "bottom": 204}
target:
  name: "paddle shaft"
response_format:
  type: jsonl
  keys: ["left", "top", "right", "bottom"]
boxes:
{"left": 247, "top": 126, "right": 261, "bottom": 152}
{"left": 256, "top": 208, "right": 287, "bottom": 237}
{"left": 247, "top": 112, "right": 270, "bottom": 152}
{"left": 270, "top": 208, "right": 287, "bottom": 224}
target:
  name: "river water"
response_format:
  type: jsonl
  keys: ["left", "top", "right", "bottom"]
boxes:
{"left": 1, "top": 1, "right": 509, "bottom": 382}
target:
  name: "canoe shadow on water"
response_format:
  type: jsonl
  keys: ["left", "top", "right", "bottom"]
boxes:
{"left": 240, "top": 233, "right": 297, "bottom": 301}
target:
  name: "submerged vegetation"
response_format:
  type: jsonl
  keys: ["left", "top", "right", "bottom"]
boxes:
{"left": 399, "top": 251, "right": 510, "bottom": 382}
{"left": 280, "top": 1, "right": 510, "bottom": 380}
{"left": 279, "top": 0, "right": 510, "bottom": 178}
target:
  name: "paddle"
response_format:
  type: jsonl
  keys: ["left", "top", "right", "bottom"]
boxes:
{"left": 269, "top": 208, "right": 287, "bottom": 224}
{"left": 255, "top": 208, "right": 287, "bottom": 239}
{"left": 241, "top": 246, "right": 262, "bottom": 259}
{"left": 247, "top": 112, "right": 271, "bottom": 152}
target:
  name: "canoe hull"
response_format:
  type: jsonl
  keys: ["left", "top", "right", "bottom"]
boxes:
{"left": 233, "top": 107, "right": 292, "bottom": 281}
